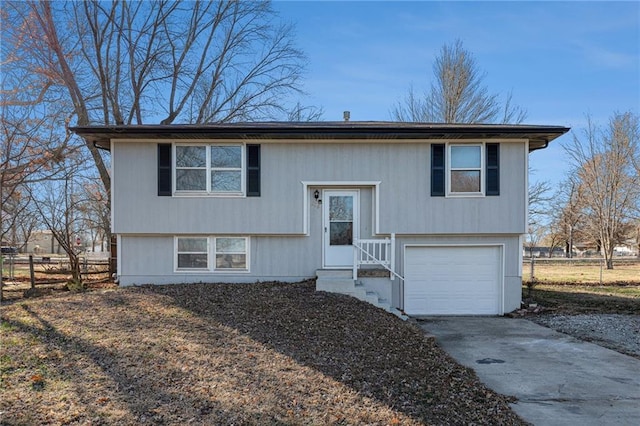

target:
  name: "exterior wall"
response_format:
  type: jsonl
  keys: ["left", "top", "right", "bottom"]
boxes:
{"left": 113, "top": 138, "right": 526, "bottom": 313}
{"left": 112, "top": 140, "right": 527, "bottom": 235}
{"left": 119, "top": 235, "right": 316, "bottom": 285}
{"left": 118, "top": 187, "right": 376, "bottom": 285}
{"left": 118, "top": 233, "right": 523, "bottom": 314}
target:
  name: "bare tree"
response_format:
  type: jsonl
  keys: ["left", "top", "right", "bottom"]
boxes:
{"left": 76, "top": 181, "right": 110, "bottom": 252}
{"left": 636, "top": 222, "right": 640, "bottom": 259}
{"left": 27, "top": 151, "right": 90, "bottom": 284}
{"left": 0, "top": 70, "right": 71, "bottom": 300}
{"left": 524, "top": 179, "right": 551, "bottom": 257}
{"left": 5, "top": 0, "right": 307, "bottom": 196}
{"left": 286, "top": 102, "right": 324, "bottom": 122}
{"left": 525, "top": 224, "right": 547, "bottom": 258}
{"left": 543, "top": 220, "right": 565, "bottom": 258}
{"left": 14, "top": 206, "right": 40, "bottom": 254}
{"left": 564, "top": 112, "right": 640, "bottom": 268}
{"left": 528, "top": 180, "right": 552, "bottom": 227}
{"left": 392, "top": 39, "right": 527, "bottom": 124}
{"left": 549, "top": 179, "right": 585, "bottom": 258}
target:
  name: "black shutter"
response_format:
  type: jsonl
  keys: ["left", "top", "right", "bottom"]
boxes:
{"left": 431, "top": 144, "right": 445, "bottom": 196}
{"left": 157, "top": 143, "right": 172, "bottom": 196}
{"left": 246, "top": 144, "right": 260, "bottom": 197}
{"left": 486, "top": 143, "right": 500, "bottom": 196}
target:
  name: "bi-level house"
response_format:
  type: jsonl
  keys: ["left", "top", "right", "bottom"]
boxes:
{"left": 73, "top": 122, "right": 568, "bottom": 316}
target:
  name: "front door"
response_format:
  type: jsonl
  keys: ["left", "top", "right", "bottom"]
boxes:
{"left": 323, "top": 190, "right": 359, "bottom": 268}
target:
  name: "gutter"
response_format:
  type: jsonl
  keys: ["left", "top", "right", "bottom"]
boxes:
{"left": 94, "top": 141, "right": 111, "bottom": 152}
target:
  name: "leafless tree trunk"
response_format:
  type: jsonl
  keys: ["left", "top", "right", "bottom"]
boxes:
{"left": 564, "top": 112, "right": 640, "bottom": 269}
{"left": 76, "top": 180, "right": 110, "bottom": 253}
{"left": 549, "top": 179, "right": 585, "bottom": 258}
{"left": 27, "top": 155, "right": 89, "bottom": 284}
{"left": 524, "top": 179, "right": 551, "bottom": 257}
{"left": 392, "top": 39, "right": 527, "bottom": 124}
{"left": 0, "top": 84, "right": 71, "bottom": 300}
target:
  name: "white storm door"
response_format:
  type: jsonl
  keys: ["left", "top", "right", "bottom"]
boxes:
{"left": 323, "top": 190, "right": 359, "bottom": 268}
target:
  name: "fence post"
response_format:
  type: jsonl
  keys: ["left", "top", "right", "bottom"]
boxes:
{"left": 600, "top": 257, "right": 603, "bottom": 286}
{"left": 529, "top": 256, "right": 535, "bottom": 281}
{"left": 29, "top": 255, "right": 35, "bottom": 289}
{"left": 9, "top": 253, "right": 14, "bottom": 280}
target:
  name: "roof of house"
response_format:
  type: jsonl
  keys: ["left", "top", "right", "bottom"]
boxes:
{"left": 71, "top": 121, "right": 570, "bottom": 152}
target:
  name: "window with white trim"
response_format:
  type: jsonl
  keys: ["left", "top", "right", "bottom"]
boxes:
{"left": 176, "top": 237, "right": 209, "bottom": 270}
{"left": 174, "top": 236, "right": 249, "bottom": 272}
{"left": 448, "top": 144, "right": 483, "bottom": 195}
{"left": 174, "top": 144, "right": 244, "bottom": 194}
{"left": 214, "top": 237, "right": 248, "bottom": 270}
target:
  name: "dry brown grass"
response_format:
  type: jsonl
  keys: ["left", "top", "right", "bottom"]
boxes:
{"left": 0, "top": 281, "right": 524, "bottom": 425}
{"left": 526, "top": 284, "right": 640, "bottom": 315}
{"left": 523, "top": 261, "right": 640, "bottom": 285}
{"left": 521, "top": 260, "right": 640, "bottom": 315}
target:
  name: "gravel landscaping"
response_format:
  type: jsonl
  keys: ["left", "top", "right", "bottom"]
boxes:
{"left": 529, "top": 314, "right": 640, "bottom": 359}
{"left": 0, "top": 280, "right": 525, "bottom": 425}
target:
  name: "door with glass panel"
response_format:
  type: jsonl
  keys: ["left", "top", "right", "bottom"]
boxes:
{"left": 323, "top": 190, "right": 359, "bottom": 267}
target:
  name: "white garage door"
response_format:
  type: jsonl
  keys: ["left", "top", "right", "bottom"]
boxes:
{"left": 404, "top": 246, "right": 502, "bottom": 315}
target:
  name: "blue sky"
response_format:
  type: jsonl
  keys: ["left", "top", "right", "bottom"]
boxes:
{"left": 272, "top": 0, "right": 640, "bottom": 188}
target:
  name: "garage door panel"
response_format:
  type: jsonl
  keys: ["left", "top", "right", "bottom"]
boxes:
{"left": 404, "top": 246, "right": 502, "bottom": 315}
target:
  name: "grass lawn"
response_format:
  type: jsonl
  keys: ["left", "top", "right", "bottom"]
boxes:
{"left": 525, "top": 284, "right": 640, "bottom": 315}
{"left": 522, "top": 261, "right": 640, "bottom": 284}
{"left": 3, "top": 261, "right": 636, "bottom": 423}
{"left": 0, "top": 281, "right": 524, "bottom": 425}
{"left": 522, "top": 261, "right": 640, "bottom": 314}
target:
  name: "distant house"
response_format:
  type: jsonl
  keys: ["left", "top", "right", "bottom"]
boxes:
{"left": 24, "top": 230, "right": 63, "bottom": 255}
{"left": 614, "top": 244, "right": 639, "bottom": 257}
{"left": 72, "top": 122, "right": 568, "bottom": 315}
{"left": 523, "top": 246, "right": 565, "bottom": 258}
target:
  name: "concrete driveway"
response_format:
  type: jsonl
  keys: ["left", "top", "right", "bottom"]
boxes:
{"left": 418, "top": 317, "right": 640, "bottom": 426}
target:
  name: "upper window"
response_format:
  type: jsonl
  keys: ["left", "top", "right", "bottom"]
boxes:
{"left": 432, "top": 143, "right": 499, "bottom": 197}
{"left": 449, "top": 145, "right": 483, "bottom": 194}
{"left": 175, "top": 144, "right": 244, "bottom": 195}
{"left": 211, "top": 146, "right": 242, "bottom": 192}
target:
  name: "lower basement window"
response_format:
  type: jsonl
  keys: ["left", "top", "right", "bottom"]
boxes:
{"left": 214, "top": 237, "right": 248, "bottom": 271}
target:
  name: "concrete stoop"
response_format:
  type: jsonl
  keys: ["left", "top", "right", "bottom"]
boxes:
{"left": 315, "top": 269, "right": 406, "bottom": 319}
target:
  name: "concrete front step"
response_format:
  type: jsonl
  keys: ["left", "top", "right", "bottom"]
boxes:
{"left": 316, "top": 269, "right": 354, "bottom": 278}
{"left": 316, "top": 278, "right": 354, "bottom": 290}
{"left": 376, "top": 298, "right": 392, "bottom": 311}
{"left": 364, "top": 291, "right": 380, "bottom": 305}
{"left": 316, "top": 269, "right": 401, "bottom": 317}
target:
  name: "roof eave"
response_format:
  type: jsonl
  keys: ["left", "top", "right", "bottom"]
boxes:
{"left": 71, "top": 123, "right": 570, "bottom": 152}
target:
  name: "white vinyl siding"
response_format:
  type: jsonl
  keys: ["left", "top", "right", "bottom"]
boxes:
{"left": 112, "top": 141, "right": 527, "bottom": 235}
